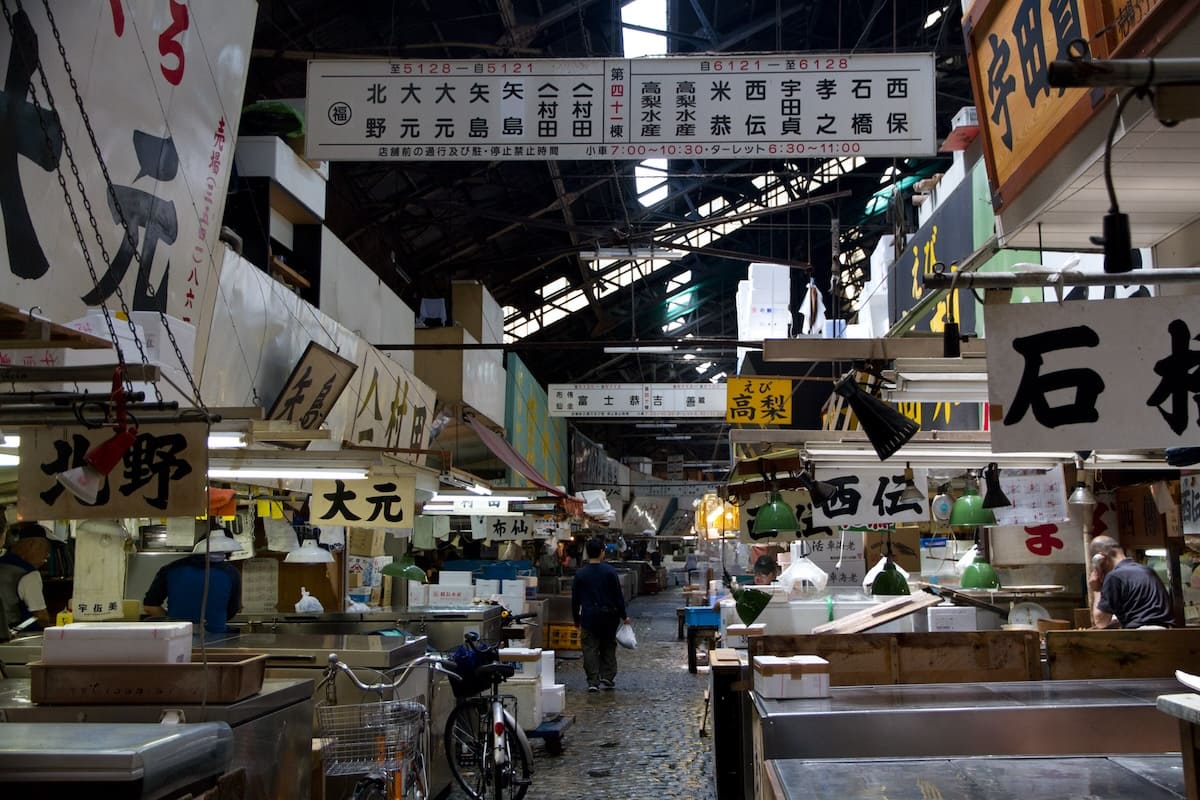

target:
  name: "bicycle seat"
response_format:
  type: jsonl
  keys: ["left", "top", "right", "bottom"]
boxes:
{"left": 475, "top": 662, "right": 517, "bottom": 681}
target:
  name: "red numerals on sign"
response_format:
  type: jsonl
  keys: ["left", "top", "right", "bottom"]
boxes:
{"left": 158, "top": 0, "right": 189, "bottom": 85}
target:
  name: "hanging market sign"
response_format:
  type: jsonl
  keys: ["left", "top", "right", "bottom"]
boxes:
{"left": 311, "top": 476, "right": 416, "bottom": 529}
{"left": 548, "top": 383, "right": 725, "bottom": 418}
{"left": 306, "top": 52, "right": 936, "bottom": 161}
{"left": 0, "top": 1, "right": 255, "bottom": 329}
{"left": 469, "top": 515, "right": 567, "bottom": 540}
{"left": 725, "top": 377, "right": 792, "bottom": 424}
{"left": 266, "top": 341, "right": 358, "bottom": 437}
{"left": 17, "top": 422, "right": 207, "bottom": 520}
{"left": 345, "top": 346, "right": 437, "bottom": 454}
{"left": 990, "top": 521, "right": 1084, "bottom": 566}
{"left": 986, "top": 295, "right": 1200, "bottom": 451}
{"left": 1182, "top": 473, "right": 1200, "bottom": 537}
{"left": 810, "top": 467, "right": 930, "bottom": 528}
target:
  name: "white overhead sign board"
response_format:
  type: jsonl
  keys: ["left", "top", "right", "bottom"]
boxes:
{"left": 306, "top": 53, "right": 936, "bottom": 161}
{"left": 986, "top": 296, "right": 1200, "bottom": 451}
{"left": 548, "top": 383, "right": 725, "bottom": 418}
{"left": 810, "top": 467, "right": 929, "bottom": 528}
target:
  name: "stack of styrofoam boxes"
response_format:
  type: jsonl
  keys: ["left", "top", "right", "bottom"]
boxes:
{"left": 498, "top": 647, "right": 544, "bottom": 731}
{"left": 498, "top": 579, "right": 527, "bottom": 615}
{"left": 751, "top": 655, "right": 830, "bottom": 699}
{"left": 427, "top": 571, "right": 474, "bottom": 606}
{"left": 346, "top": 531, "right": 390, "bottom": 608}
{"left": 474, "top": 578, "right": 501, "bottom": 601}
{"left": 539, "top": 650, "right": 564, "bottom": 717}
{"left": 917, "top": 603, "right": 1001, "bottom": 632}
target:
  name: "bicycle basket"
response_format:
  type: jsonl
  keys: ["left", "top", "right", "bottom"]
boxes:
{"left": 444, "top": 642, "right": 499, "bottom": 699}
{"left": 316, "top": 700, "right": 425, "bottom": 776}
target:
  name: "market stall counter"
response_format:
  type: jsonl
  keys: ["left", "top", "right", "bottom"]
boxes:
{"left": 0, "top": 677, "right": 313, "bottom": 799}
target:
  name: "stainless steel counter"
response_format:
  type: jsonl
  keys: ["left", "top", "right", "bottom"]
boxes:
{"left": 0, "top": 678, "right": 313, "bottom": 799}
{"left": 764, "top": 755, "right": 1186, "bottom": 800}
{"left": 202, "top": 631, "right": 429, "bottom": 670}
{"left": 753, "top": 679, "right": 1181, "bottom": 761}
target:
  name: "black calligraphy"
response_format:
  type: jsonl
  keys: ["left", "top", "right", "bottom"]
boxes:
{"left": 1004, "top": 326, "right": 1104, "bottom": 428}
{"left": 1147, "top": 319, "right": 1200, "bottom": 435}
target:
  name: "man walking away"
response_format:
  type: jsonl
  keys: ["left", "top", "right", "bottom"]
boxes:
{"left": 572, "top": 537, "right": 630, "bottom": 692}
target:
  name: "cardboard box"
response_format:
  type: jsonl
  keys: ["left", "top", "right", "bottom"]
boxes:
{"left": 499, "top": 647, "right": 542, "bottom": 679}
{"left": 347, "top": 555, "right": 393, "bottom": 588}
{"left": 752, "top": 655, "right": 830, "bottom": 699}
{"left": 348, "top": 529, "right": 387, "bottom": 557}
{"left": 408, "top": 581, "right": 428, "bottom": 607}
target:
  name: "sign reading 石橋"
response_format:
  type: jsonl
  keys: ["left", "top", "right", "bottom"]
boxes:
{"left": 986, "top": 296, "right": 1200, "bottom": 451}
{"left": 305, "top": 53, "right": 936, "bottom": 161}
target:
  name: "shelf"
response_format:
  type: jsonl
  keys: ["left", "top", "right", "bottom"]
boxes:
{"left": 0, "top": 302, "right": 112, "bottom": 350}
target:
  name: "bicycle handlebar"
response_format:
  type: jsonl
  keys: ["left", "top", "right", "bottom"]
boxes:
{"left": 324, "top": 652, "right": 461, "bottom": 697}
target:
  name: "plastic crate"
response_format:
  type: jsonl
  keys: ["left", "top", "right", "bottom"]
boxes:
{"left": 546, "top": 624, "right": 581, "bottom": 651}
{"left": 684, "top": 606, "right": 721, "bottom": 628}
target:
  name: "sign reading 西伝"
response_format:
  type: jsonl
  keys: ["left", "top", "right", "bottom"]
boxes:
{"left": 17, "top": 423, "right": 208, "bottom": 519}
{"left": 310, "top": 477, "right": 416, "bottom": 529}
{"left": 306, "top": 53, "right": 936, "bottom": 161}
{"left": 987, "top": 296, "right": 1200, "bottom": 451}
{"left": 549, "top": 383, "right": 725, "bottom": 418}
{"left": 810, "top": 467, "right": 929, "bottom": 529}
{"left": 726, "top": 378, "right": 792, "bottom": 425}
{"left": 0, "top": 2, "right": 256, "bottom": 328}
{"left": 267, "top": 341, "right": 358, "bottom": 439}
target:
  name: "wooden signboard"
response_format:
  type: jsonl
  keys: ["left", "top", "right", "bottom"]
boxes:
{"left": 266, "top": 341, "right": 358, "bottom": 441}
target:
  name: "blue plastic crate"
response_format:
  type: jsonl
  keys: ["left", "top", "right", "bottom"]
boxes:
{"left": 684, "top": 606, "right": 720, "bottom": 627}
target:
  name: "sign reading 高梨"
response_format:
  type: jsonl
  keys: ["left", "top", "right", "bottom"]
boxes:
{"left": 725, "top": 378, "right": 792, "bottom": 425}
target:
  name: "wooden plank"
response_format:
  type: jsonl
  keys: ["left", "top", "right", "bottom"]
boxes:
{"left": 1046, "top": 629, "right": 1200, "bottom": 680}
{"left": 811, "top": 591, "right": 942, "bottom": 634}
{"left": 0, "top": 301, "right": 112, "bottom": 350}
{"left": 0, "top": 364, "right": 160, "bottom": 383}
{"left": 749, "top": 631, "right": 1042, "bottom": 686}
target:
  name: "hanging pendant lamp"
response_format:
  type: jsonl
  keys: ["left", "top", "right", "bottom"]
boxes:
{"left": 751, "top": 458, "right": 798, "bottom": 539}
{"left": 950, "top": 473, "right": 996, "bottom": 527}
{"left": 833, "top": 374, "right": 919, "bottom": 461}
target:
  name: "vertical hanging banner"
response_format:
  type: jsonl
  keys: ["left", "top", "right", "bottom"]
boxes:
{"left": 986, "top": 296, "right": 1200, "bottom": 451}
{"left": 345, "top": 347, "right": 437, "bottom": 456}
{"left": 0, "top": 1, "right": 256, "bottom": 329}
{"left": 310, "top": 477, "right": 417, "bottom": 530}
{"left": 306, "top": 53, "right": 936, "bottom": 161}
{"left": 17, "top": 423, "right": 208, "bottom": 519}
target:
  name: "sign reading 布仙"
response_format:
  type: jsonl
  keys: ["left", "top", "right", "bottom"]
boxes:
{"left": 305, "top": 53, "right": 936, "bottom": 161}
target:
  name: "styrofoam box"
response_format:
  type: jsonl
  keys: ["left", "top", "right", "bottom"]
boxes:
{"left": 498, "top": 647, "right": 542, "bottom": 678}
{"left": 540, "top": 651, "right": 556, "bottom": 688}
{"left": 475, "top": 579, "right": 501, "bottom": 597}
{"left": 42, "top": 621, "right": 193, "bottom": 664}
{"left": 407, "top": 581, "right": 428, "bottom": 607}
{"left": 439, "top": 570, "right": 474, "bottom": 586}
{"left": 752, "top": 655, "right": 830, "bottom": 699}
{"left": 926, "top": 605, "right": 979, "bottom": 632}
{"left": 427, "top": 586, "right": 474, "bottom": 606}
{"left": 541, "top": 683, "right": 566, "bottom": 716}
{"left": 507, "top": 677, "right": 544, "bottom": 730}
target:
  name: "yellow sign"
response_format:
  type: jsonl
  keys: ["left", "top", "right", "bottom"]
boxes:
{"left": 725, "top": 377, "right": 792, "bottom": 425}
{"left": 965, "top": 0, "right": 1101, "bottom": 209}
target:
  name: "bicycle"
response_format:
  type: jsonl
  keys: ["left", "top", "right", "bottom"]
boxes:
{"left": 319, "top": 650, "right": 455, "bottom": 800}
{"left": 442, "top": 631, "right": 535, "bottom": 800}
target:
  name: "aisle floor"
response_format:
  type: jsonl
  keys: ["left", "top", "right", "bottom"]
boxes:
{"left": 447, "top": 584, "right": 717, "bottom": 800}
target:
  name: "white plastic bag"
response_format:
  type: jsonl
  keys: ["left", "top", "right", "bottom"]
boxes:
{"left": 957, "top": 544, "right": 979, "bottom": 574}
{"left": 779, "top": 540, "right": 829, "bottom": 595}
{"left": 616, "top": 622, "right": 637, "bottom": 650}
{"left": 294, "top": 586, "right": 324, "bottom": 614}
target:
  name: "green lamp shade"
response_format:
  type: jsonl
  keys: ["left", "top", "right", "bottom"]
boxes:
{"left": 733, "top": 587, "right": 772, "bottom": 625}
{"left": 752, "top": 491, "right": 799, "bottom": 537}
{"left": 381, "top": 560, "right": 428, "bottom": 583}
{"left": 949, "top": 486, "right": 996, "bottom": 527}
{"left": 871, "top": 559, "right": 911, "bottom": 596}
{"left": 960, "top": 559, "right": 1001, "bottom": 589}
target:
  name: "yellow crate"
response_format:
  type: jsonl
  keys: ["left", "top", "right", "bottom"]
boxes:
{"left": 547, "top": 624, "right": 581, "bottom": 651}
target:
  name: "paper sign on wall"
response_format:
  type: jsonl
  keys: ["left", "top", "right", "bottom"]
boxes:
{"left": 990, "top": 468, "right": 1069, "bottom": 527}
{"left": 469, "top": 515, "right": 563, "bottom": 540}
{"left": 990, "top": 521, "right": 1084, "bottom": 566}
{"left": 311, "top": 477, "right": 416, "bottom": 529}
{"left": 1183, "top": 474, "right": 1200, "bottom": 537}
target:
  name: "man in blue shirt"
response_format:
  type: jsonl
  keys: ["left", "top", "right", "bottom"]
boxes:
{"left": 143, "top": 534, "right": 242, "bottom": 633}
{"left": 572, "top": 537, "right": 630, "bottom": 692}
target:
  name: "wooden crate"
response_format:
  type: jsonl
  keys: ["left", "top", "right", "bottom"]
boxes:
{"left": 30, "top": 653, "right": 267, "bottom": 705}
{"left": 748, "top": 631, "right": 1041, "bottom": 686}
{"left": 1046, "top": 628, "right": 1200, "bottom": 680}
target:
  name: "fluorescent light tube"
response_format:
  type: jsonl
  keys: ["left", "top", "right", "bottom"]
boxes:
{"left": 207, "top": 467, "right": 369, "bottom": 480}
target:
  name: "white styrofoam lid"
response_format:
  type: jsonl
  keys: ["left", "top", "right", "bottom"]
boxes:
{"left": 47, "top": 622, "right": 194, "bottom": 639}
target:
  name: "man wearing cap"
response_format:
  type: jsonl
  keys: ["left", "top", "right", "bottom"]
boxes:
{"left": 0, "top": 524, "right": 52, "bottom": 633}
{"left": 143, "top": 530, "right": 243, "bottom": 633}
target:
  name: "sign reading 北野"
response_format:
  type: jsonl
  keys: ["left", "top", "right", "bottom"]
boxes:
{"left": 311, "top": 477, "right": 417, "bottom": 529}
{"left": 305, "top": 53, "right": 936, "bottom": 161}
{"left": 986, "top": 296, "right": 1200, "bottom": 452}
{"left": 17, "top": 423, "right": 208, "bottom": 520}
{"left": 0, "top": 1, "right": 255, "bottom": 330}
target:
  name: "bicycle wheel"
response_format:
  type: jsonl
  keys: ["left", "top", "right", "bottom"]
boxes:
{"left": 492, "top": 717, "right": 532, "bottom": 800}
{"left": 444, "top": 699, "right": 490, "bottom": 799}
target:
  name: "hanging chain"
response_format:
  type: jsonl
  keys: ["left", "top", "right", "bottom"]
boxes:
{"left": 38, "top": 0, "right": 209, "bottom": 413}
{"left": 1, "top": 0, "right": 133, "bottom": 398}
